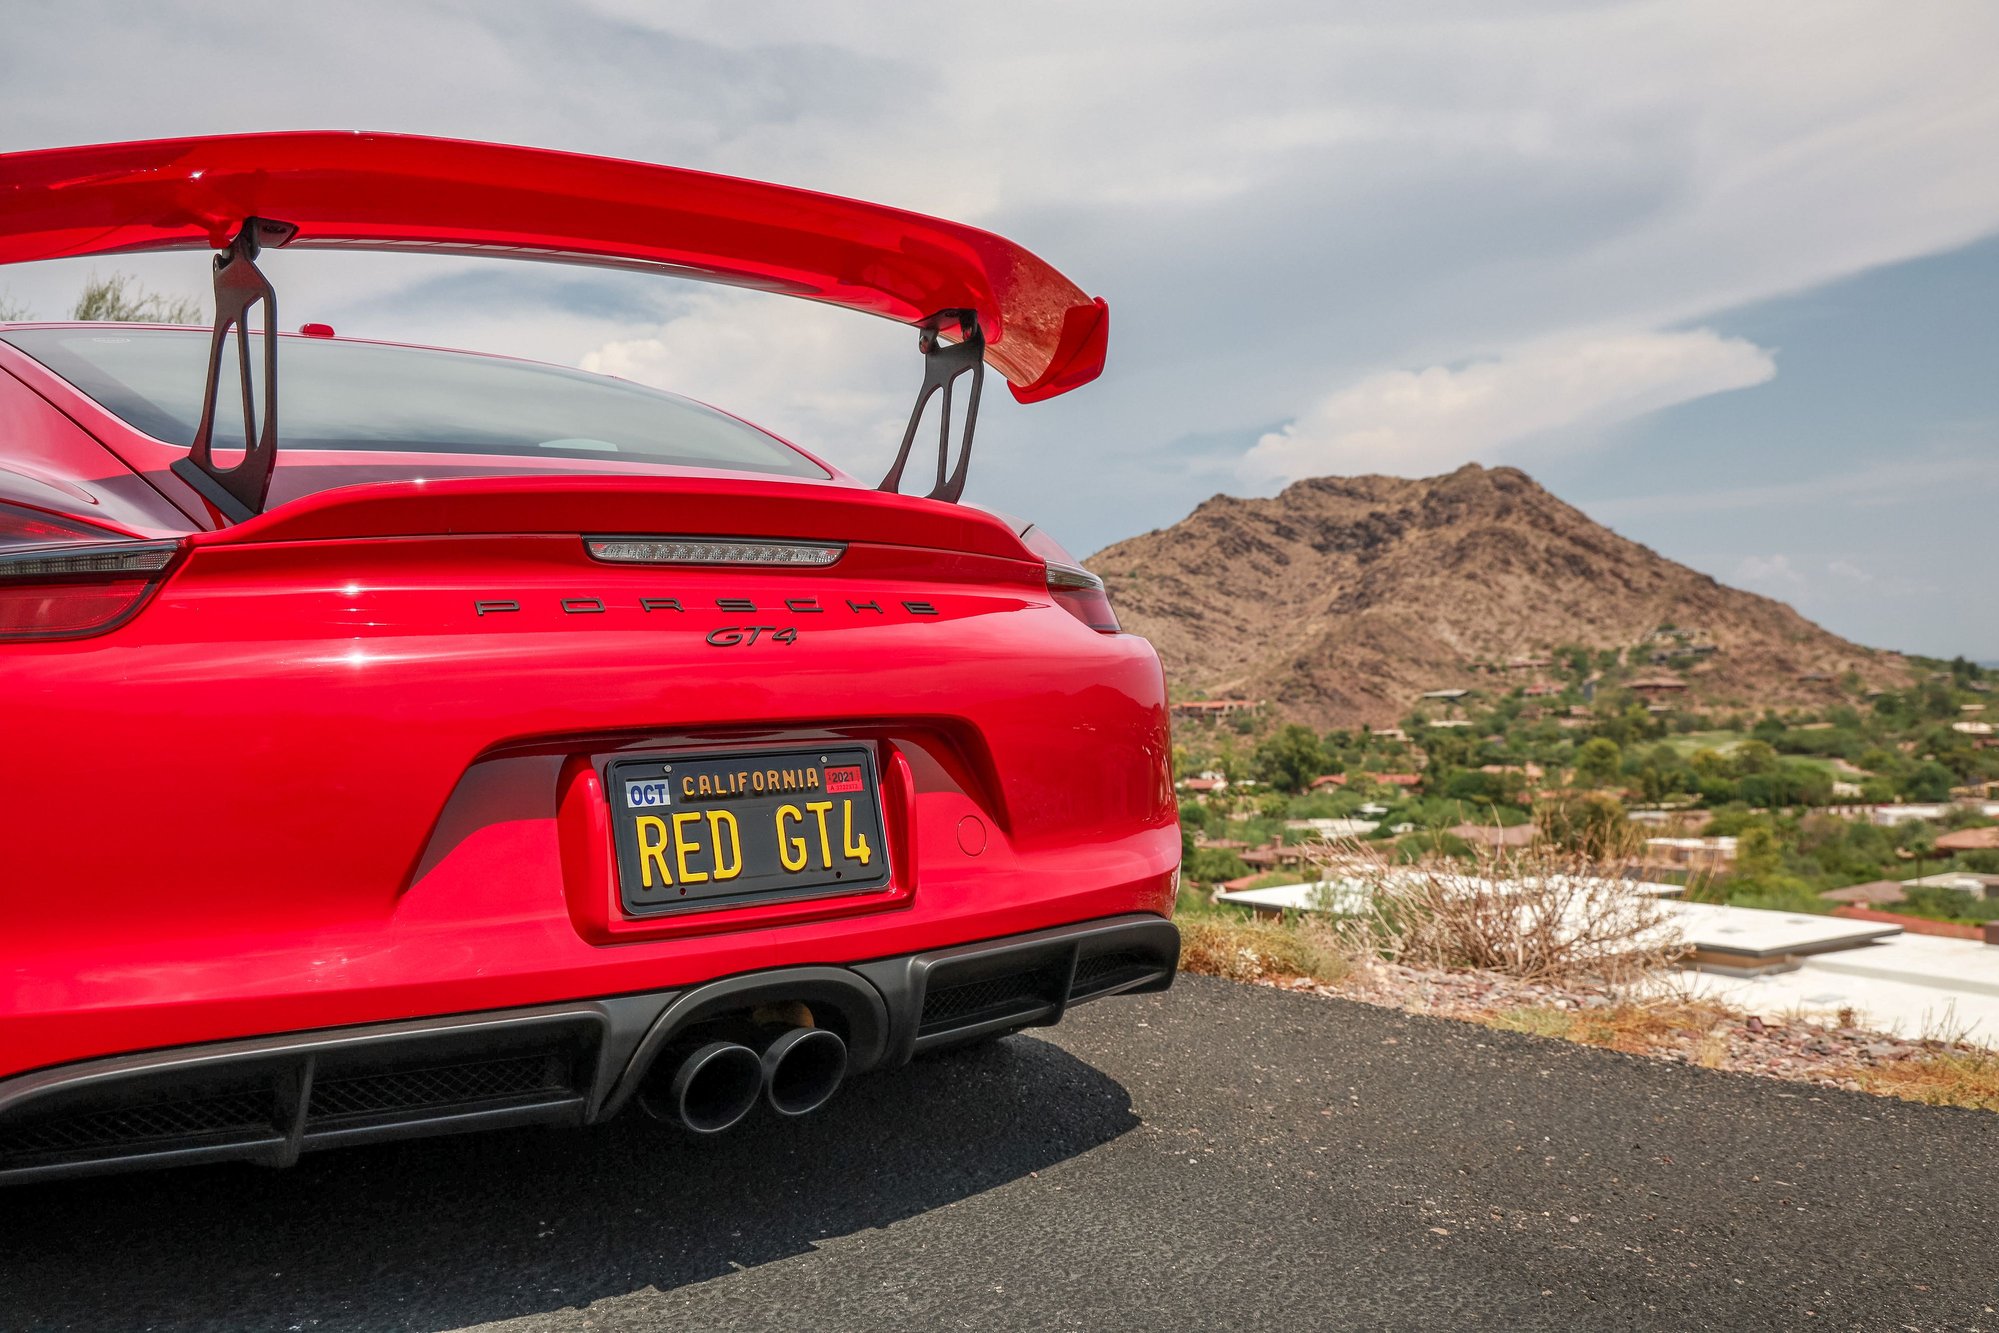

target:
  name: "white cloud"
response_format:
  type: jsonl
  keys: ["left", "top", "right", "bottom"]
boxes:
{"left": 580, "top": 291, "right": 911, "bottom": 478}
{"left": 1733, "top": 554, "right": 1808, "bottom": 591}
{"left": 1240, "top": 329, "right": 1775, "bottom": 482}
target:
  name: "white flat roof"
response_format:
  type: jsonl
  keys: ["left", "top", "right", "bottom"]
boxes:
{"left": 1675, "top": 930, "right": 1999, "bottom": 1042}
{"left": 1218, "top": 881, "right": 1371, "bottom": 914}
{"left": 1216, "top": 875, "right": 1687, "bottom": 917}
{"left": 1669, "top": 901, "right": 1900, "bottom": 960}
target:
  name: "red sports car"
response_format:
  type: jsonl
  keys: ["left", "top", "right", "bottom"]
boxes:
{"left": 0, "top": 133, "right": 1179, "bottom": 1183}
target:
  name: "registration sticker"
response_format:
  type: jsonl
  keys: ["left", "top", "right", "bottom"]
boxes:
{"left": 824, "top": 765, "right": 865, "bottom": 793}
{"left": 624, "top": 778, "right": 674, "bottom": 809}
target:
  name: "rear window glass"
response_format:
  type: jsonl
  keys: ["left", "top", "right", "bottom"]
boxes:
{"left": 0, "top": 327, "right": 824, "bottom": 479}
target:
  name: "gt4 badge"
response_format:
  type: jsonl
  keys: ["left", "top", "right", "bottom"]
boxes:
{"left": 705, "top": 626, "right": 799, "bottom": 646}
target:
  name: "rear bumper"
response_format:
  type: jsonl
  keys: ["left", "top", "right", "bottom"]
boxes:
{"left": 0, "top": 913, "right": 1177, "bottom": 1186}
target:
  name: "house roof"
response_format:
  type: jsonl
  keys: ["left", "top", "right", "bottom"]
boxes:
{"left": 1448, "top": 822, "right": 1537, "bottom": 848}
{"left": 1935, "top": 826, "right": 1999, "bottom": 852}
{"left": 1819, "top": 880, "right": 1910, "bottom": 905}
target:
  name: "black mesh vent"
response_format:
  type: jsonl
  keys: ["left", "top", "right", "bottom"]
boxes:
{"left": 919, "top": 964, "right": 1064, "bottom": 1034}
{"left": 307, "top": 1053, "right": 570, "bottom": 1124}
{"left": 0, "top": 1088, "right": 277, "bottom": 1164}
{"left": 1069, "top": 950, "right": 1160, "bottom": 998}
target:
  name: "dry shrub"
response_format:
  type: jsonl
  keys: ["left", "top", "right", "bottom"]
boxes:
{"left": 1486, "top": 998, "right": 1732, "bottom": 1054}
{"left": 1312, "top": 831, "right": 1683, "bottom": 989}
{"left": 1178, "top": 913, "right": 1353, "bottom": 985}
{"left": 1488, "top": 1007, "right": 1576, "bottom": 1040}
{"left": 1836, "top": 1004, "right": 1999, "bottom": 1111}
{"left": 1572, "top": 999, "right": 1732, "bottom": 1054}
{"left": 1842, "top": 1051, "right": 1999, "bottom": 1112}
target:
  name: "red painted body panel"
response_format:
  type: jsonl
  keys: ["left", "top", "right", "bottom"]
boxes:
{"left": 0, "top": 132, "right": 1107, "bottom": 403}
{"left": 0, "top": 363, "right": 197, "bottom": 535}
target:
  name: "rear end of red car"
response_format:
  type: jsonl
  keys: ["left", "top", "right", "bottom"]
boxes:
{"left": 0, "top": 131, "right": 1176, "bottom": 1184}
{"left": 0, "top": 344, "right": 1178, "bottom": 1184}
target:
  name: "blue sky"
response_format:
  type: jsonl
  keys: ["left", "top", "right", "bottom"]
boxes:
{"left": 1565, "top": 237, "right": 1999, "bottom": 661}
{"left": 2, "top": 1, "right": 1994, "bottom": 658}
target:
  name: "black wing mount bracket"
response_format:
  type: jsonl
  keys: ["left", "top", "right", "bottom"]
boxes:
{"left": 169, "top": 216, "right": 299, "bottom": 523}
{"left": 877, "top": 310, "right": 984, "bottom": 505}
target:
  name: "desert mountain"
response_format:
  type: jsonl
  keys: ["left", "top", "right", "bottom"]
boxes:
{"left": 1090, "top": 464, "right": 1905, "bottom": 729}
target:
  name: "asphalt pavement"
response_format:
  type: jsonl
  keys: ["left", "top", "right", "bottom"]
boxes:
{"left": 4, "top": 975, "right": 1997, "bottom": 1331}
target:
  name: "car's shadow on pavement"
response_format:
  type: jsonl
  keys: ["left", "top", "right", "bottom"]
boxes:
{"left": 0, "top": 1035, "right": 1134, "bottom": 1331}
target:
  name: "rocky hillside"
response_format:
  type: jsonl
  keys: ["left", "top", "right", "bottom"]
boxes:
{"left": 1091, "top": 464, "right": 1906, "bottom": 728}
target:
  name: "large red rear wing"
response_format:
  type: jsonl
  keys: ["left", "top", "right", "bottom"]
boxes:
{"left": 0, "top": 131, "right": 1107, "bottom": 404}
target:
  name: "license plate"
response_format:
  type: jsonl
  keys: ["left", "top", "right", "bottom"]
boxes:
{"left": 609, "top": 746, "right": 890, "bottom": 915}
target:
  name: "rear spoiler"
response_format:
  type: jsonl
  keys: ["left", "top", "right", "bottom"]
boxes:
{"left": 0, "top": 132, "right": 1108, "bottom": 516}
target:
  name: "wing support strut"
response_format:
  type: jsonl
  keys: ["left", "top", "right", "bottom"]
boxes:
{"left": 878, "top": 311, "right": 983, "bottom": 505}
{"left": 169, "top": 216, "right": 298, "bottom": 522}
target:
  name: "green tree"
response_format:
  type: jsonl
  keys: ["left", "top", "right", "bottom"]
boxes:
{"left": 1735, "top": 824, "right": 1783, "bottom": 880}
{"left": 1573, "top": 737, "right": 1623, "bottom": 788}
{"left": 70, "top": 272, "right": 201, "bottom": 324}
{"left": 1251, "top": 724, "right": 1328, "bottom": 794}
{"left": 1858, "top": 747, "right": 1901, "bottom": 775}
{"left": 1535, "top": 793, "right": 1628, "bottom": 857}
{"left": 1905, "top": 761, "right": 1956, "bottom": 802}
{"left": 1635, "top": 744, "right": 1693, "bottom": 802}
{"left": 1443, "top": 769, "right": 1525, "bottom": 807}
{"left": 1730, "top": 739, "right": 1779, "bottom": 778}
{"left": 1689, "top": 747, "right": 1731, "bottom": 780}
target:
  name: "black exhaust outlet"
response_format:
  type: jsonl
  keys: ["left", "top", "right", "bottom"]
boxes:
{"left": 638, "top": 1040, "right": 762, "bottom": 1134}
{"left": 760, "top": 1027, "right": 847, "bottom": 1117}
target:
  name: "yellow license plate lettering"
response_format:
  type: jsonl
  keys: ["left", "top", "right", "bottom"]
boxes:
{"left": 671, "top": 810, "right": 709, "bottom": 884}
{"left": 707, "top": 808, "right": 742, "bottom": 880}
{"left": 805, "top": 800, "right": 835, "bottom": 869}
{"left": 636, "top": 814, "right": 673, "bottom": 889}
{"left": 842, "top": 799, "right": 872, "bottom": 866}
{"left": 776, "top": 803, "right": 809, "bottom": 872}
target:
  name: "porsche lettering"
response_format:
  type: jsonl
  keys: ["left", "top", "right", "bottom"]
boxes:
{"left": 471, "top": 595, "right": 944, "bottom": 620}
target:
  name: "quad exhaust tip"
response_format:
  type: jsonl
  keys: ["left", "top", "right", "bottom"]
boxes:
{"left": 761, "top": 1027, "right": 847, "bottom": 1118}
{"left": 640, "top": 1040, "right": 763, "bottom": 1135}
{"left": 638, "top": 1022, "right": 848, "bottom": 1133}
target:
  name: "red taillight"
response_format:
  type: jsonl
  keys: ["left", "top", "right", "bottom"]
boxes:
{"left": 1047, "top": 562, "right": 1120, "bottom": 633}
{"left": 0, "top": 522, "right": 180, "bottom": 641}
{"left": 1015, "top": 522, "right": 1120, "bottom": 634}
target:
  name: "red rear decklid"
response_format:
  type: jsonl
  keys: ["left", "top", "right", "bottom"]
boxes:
{"left": 186, "top": 473, "right": 1036, "bottom": 563}
{"left": 0, "top": 131, "right": 1107, "bottom": 404}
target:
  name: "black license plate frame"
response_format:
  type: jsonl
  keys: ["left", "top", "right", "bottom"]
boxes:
{"left": 609, "top": 745, "right": 892, "bottom": 916}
